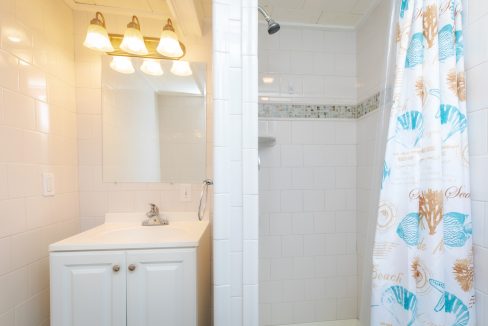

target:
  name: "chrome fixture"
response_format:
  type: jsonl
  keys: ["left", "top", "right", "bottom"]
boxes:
{"left": 142, "top": 203, "right": 169, "bottom": 226}
{"left": 198, "top": 179, "right": 213, "bottom": 221}
{"left": 258, "top": 6, "right": 280, "bottom": 35}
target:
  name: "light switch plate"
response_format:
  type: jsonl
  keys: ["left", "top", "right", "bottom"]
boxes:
{"left": 42, "top": 172, "right": 55, "bottom": 197}
{"left": 179, "top": 184, "right": 192, "bottom": 202}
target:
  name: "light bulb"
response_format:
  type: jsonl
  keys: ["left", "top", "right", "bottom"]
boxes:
{"left": 156, "top": 19, "right": 184, "bottom": 58}
{"left": 140, "top": 59, "right": 164, "bottom": 76}
{"left": 83, "top": 12, "right": 114, "bottom": 52}
{"left": 120, "top": 16, "right": 148, "bottom": 55}
{"left": 110, "top": 56, "right": 135, "bottom": 74}
{"left": 170, "top": 60, "right": 192, "bottom": 76}
{"left": 7, "top": 35, "right": 21, "bottom": 43}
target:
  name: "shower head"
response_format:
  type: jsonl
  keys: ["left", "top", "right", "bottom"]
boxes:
{"left": 266, "top": 19, "right": 281, "bottom": 34}
{"left": 258, "top": 5, "right": 281, "bottom": 35}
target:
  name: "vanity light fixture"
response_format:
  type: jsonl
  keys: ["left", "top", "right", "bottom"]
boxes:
{"left": 140, "top": 59, "right": 164, "bottom": 76}
{"left": 83, "top": 12, "right": 186, "bottom": 60}
{"left": 120, "top": 15, "right": 148, "bottom": 55}
{"left": 262, "top": 76, "right": 274, "bottom": 84}
{"left": 110, "top": 56, "right": 135, "bottom": 74}
{"left": 83, "top": 12, "right": 114, "bottom": 52}
{"left": 171, "top": 60, "right": 192, "bottom": 76}
{"left": 157, "top": 19, "right": 184, "bottom": 58}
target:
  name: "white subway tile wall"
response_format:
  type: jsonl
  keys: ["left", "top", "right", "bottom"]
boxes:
{"left": 354, "top": 0, "right": 392, "bottom": 318}
{"left": 355, "top": 110, "right": 380, "bottom": 316}
{"left": 259, "top": 25, "right": 356, "bottom": 105}
{"left": 73, "top": 11, "right": 213, "bottom": 230}
{"left": 464, "top": 0, "right": 488, "bottom": 322}
{"left": 0, "top": 0, "right": 79, "bottom": 324}
{"left": 213, "top": 1, "right": 259, "bottom": 325}
{"left": 356, "top": 0, "right": 391, "bottom": 103}
{"left": 259, "top": 119, "right": 357, "bottom": 325}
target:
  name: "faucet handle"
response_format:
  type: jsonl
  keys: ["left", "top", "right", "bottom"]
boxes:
{"left": 147, "top": 203, "right": 159, "bottom": 217}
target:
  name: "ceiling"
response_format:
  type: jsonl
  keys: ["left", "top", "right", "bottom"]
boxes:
{"left": 72, "top": 0, "right": 172, "bottom": 16}
{"left": 67, "top": 0, "right": 376, "bottom": 28}
{"left": 259, "top": 0, "right": 381, "bottom": 28}
{"left": 67, "top": 0, "right": 211, "bottom": 20}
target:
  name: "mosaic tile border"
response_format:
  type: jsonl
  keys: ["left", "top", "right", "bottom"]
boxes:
{"left": 258, "top": 92, "right": 380, "bottom": 119}
{"left": 355, "top": 92, "right": 381, "bottom": 118}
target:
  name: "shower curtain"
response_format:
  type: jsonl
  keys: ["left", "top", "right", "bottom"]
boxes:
{"left": 370, "top": 0, "right": 475, "bottom": 325}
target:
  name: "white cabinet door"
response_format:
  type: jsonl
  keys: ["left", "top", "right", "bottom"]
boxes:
{"left": 126, "top": 249, "right": 197, "bottom": 326}
{"left": 50, "top": 251, "right": 126, "bottom": 326}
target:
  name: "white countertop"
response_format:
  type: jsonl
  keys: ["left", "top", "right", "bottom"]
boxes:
{"left": 49, "top": 212, "right": 209, "bottom": 252}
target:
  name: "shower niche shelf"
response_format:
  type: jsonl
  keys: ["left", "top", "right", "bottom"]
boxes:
{"left": 258, "top": 136, "right": 276, "bottom": 147}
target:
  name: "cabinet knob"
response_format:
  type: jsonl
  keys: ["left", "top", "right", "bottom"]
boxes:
{"left": 113, "top": 265, "right": 120, "bottom": 272}
{"left": 128, "top": 264, "right": 136, "bottom": 271}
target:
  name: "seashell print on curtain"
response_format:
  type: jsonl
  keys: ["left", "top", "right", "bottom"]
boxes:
{"left": 371, "top": 0, "right": 475, "bottom": 325}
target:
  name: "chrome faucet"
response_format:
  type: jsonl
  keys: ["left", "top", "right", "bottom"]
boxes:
{"left": 142, "top": 203, "right": 168, "bottom": 226}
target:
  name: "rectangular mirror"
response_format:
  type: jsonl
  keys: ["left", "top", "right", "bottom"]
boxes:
{"left": 101, "top": 56, "right": 206, "bottom": 183}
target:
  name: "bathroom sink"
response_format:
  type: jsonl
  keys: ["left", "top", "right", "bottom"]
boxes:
{"left": 49, "top": 212, "right": 209, "bottom": 252}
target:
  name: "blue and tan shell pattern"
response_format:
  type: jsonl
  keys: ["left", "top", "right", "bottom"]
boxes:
{"left": 371, "top": 0, "right": 475, "bottom": 325}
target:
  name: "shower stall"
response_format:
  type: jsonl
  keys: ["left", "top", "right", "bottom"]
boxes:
{"left": 257, "top": 1, "right": 397, "bottom": 325}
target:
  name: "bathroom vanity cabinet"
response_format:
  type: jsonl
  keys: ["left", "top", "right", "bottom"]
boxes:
{"left": 49, "top": 215, "right": 210, "bottom": 326}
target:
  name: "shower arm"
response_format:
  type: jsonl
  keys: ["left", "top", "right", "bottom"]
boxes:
{"left": 258, "top": 5, "right": 271, "bottom": 22}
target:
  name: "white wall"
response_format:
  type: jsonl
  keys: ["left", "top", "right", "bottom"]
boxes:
{"left": 212, "top": 1, "right": 260, "bottom": 325}
{"left": 258, "top": 24, "right": 356, "bottom": 105}
{"left": 0, "top": 0, "right": 79, "bottom": 324}
{"left": 464, "top": 0, "right": 488, "bottom": 324}
{"left": 356, "top": 0, "right": 391, "bottom": 102}
{"left": 355, "top": 110, "right": 380, "bottom": 317}
{"left": 258, "top": 119, "right": 357, "bottom": 325}
{"left": 354, "top": 0, "right": 392, "bottom": 319}
{"left": 74, "top": 11, "right": 213, "bottom": 230}
{"left": 257, "top": 21, "right": 360, "bottom": 326}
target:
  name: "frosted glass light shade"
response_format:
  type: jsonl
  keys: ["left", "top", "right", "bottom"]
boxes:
{"left": 156, "top": 19, "right": 183, "bottom": 58}
{"left": 157, "top": 30, "right": 183, "bottom": 58}
{"left": 140, "top": 59, "right": 163, "bottom": 76}
{"left": 171, "top": 60, "right": 192, "bottom": 77}
{"left": 110, "top": 56, "right": 135, "bottom": 74}
{"left": 120, "top": 27, "right": 148, "bottom": 55}
{"left": 120, "top": 16, "right": 148, "bottom": 55}
{"left": 83, "top": 13, "right": 114, "bottom": 52}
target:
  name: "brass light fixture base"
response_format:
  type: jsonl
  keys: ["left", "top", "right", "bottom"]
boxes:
{"left": 107, "top": 34, "right": 186, "bottom": 60}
